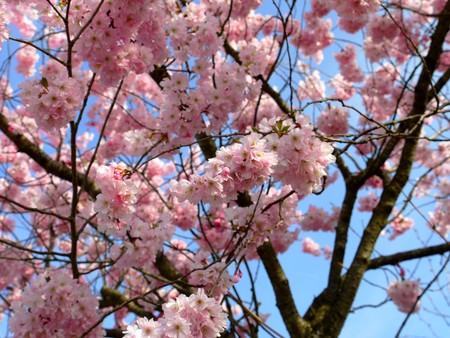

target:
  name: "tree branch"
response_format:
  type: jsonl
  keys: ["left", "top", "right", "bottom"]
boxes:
{"left": 257, "top": 242, "right": 311, "bottom": 337}
{"left": 154, "top": 251, "right": 193, "bottom": 295}
{"left": 0, "top": 113, "right": 100, "bottom": 199}
{"left": 368, "top": 242, "right": 450, "bottom": 270}
{"left": 99, "top": 287, "right": 154, "bottom": 319}
{"left": 318, "top": 3, "right": 450, "bottom": 336}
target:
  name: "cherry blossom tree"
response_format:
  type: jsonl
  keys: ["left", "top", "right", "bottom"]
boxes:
{"left": 0, "top": 0, "right": 449, "bottom": 337}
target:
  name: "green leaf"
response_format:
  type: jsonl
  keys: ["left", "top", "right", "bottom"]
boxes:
{"left": 58, "top": 0, "right": 68, "bottom": 9}
{"left": 40, "top": 77, "right": 49, "bottom": 90}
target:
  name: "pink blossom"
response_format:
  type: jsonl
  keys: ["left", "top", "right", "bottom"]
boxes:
{"left": 212, "top": 0, "right": 263, "bottom": 18}
{"left": 189, "top": 252, "right": 233, "bottom": 299}
{"left": 357, "top": 192, "right": 379, "bottom": 212}
{"left": 334, "top": 45, "right": 365, "bottom": 83}
{"left": 338, "top": 16, "right": 367, "bottom": 33}
{"left": 428, "top": 201, "right": 450, "bottom": 238}
{"left": 231, "top": 94, "right": 284, "bottom": 132}
{"left": 124, "top": 289, "right": 227, "bottom": 338}
{"left": 365, "top": 176, "right": 383, "bottom": 189}
{"left": 0, "top": 215, "right": 14, "bottom": 232}
{"left": 388, "top": 279, "right": 421, "bottom": 313}
{"left": 323, "top": 245, "right": 333, "bottom": 260}
{"left": 15, "top": 45, "right": 39, "bottom": 77}
{"left": 93, "top": 163, "right": 138, "bottom": 236}
{"left": 222, "top": 186, "right": 300, "bottom": 258}
{"left": 10, "top": 271, "right": 103, "bottom": 337}
{"left": 364, "top": 12, "right": 421, "bottom": 64}
{"left": 291, "top": 13, "right": 333, "bottom": 63}
{"left": 389, "top": 214, "right": 414, "bottom": 240}
{"left": 259, "top": 115, "right": 335, "bottom": 197}
{"left": 317, "top": 106, "right": 350, "bottom": 136}
{"left": 301, "top": 205, "right": 339, "bottom": 232}
{"left": 329, "top": 74, "right": 356, "bottom": 100}
{"left": 0, "top": 241, "right": 33, "bottom": 291}
{"left": 302, "top": 237, "right": 321, "bottom": 256}
{"left": 311, "top": 0, "right": 333, "bottom": 16}
{"left": 19, "top": 60, "right": 84, "bottom": 131}
{"left": 171, "top": 132, "right": 278, "bottom": 204}
{"left": 330, "top": 0, "right": 380, "bottom": 20}
{"left": 0, "top": 0, "right": 10, "bottom": 51}
{"left": 298, "top": 70, "right": 326, "bottom": 100}
{"left": 73, "top": 1, "right": 168, "bottom": 86}
{"left": 237, "top": 36, "right": 278, "bottom": 76}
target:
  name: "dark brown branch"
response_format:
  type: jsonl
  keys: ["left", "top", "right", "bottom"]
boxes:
{"left": 327, "top": 183, "right": 358, "bottom": 294}
{"left": 196, "top": 132, "right": 217, "bottom": 160}
{"left": 154, "top": 251, "right": 193, "bottom": 295}
{"left": 221, "top": 33, "right": 311, "bottom": 338}
{"left": 257, "top": 242, "right": 311, "bottom": 337}
{"left": 99, "top": 287, "right": 154, "bottom": 319}
{"left": 368, "top": 242, "right": 450, "bottom": 270}
{"left": 429, "top": 65, "right": 450, "bottom": 100}
{"left": 104, "top": 329, "right": 123, "bottom": 338}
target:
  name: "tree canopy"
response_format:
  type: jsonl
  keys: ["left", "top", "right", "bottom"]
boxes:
{"left": 0, "top": 1, "right": 449, "bottom": 337}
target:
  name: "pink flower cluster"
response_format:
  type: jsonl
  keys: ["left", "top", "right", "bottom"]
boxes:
{"left": 387, "top": 279, "right": 421, "bottom": 313}
{"left": 428, "top": 181, "right": 450, "bottom": 237}
{"left": 357, "top": 192, "right": 379, "bottom": 212}
{"left": 429, "top": 206, "right": 450, "bottom": 238}
{"left": 334, "top": 45, "right": 365, "bottom": 83}
{"left": 300, "top": 205, "right": 340, "bottom": 232}
{"left": 19, "top": 60, "right": 83, "bottom": 131}
{"left": 159, "top": 61, "right": 249, "bottom": 143}
{"left": 331, "top": 0, "right": 380, "bottom": 19}
{"left": 202, "top": 0, "right": 263, "bottom": 19}
{"left": 94, "top": 163, "right": 138, "bottom": 236}
{"left": 15, "top": 45, "right": 39, "bottom": 77}
{"left": 231, "top": 94, "right": 284, "bottom": 132}
{"left": 364, "top": 11, "right": 421, "bottom": 64}
{"left": 298, "top": 70, "right": 326, "bottom": 100}
{"left": 236, "top": 36, "right": 279, "bottom": 76}
{"left": 10, "top": 271, "right": 103, "bottom": 338}
{"left": 0, "top": 215, "right": 14, "bottom": 232}
{"left": 291, "top": 13, "right": 333, "bottom": 63}
{"left": 301, "top": 238, "right": 332, "bottom": 258}
{"left": 224, "top": 186, "right": 301, "bottom": 258}
{"left": 165, "top": 4, "right": 223, "bottom": 61}
{"left": 331, "top": 0, "right": 380, "bottom": 33}
{"left": 317, "top": 106, "right": 350, "bottom": 136}
{"left": 0, "top": 0, "right": 9, "bottom": 51}
{"left": 123, "top": 129, "right": 155, "bottom": 157}
{"left": 311, "top": 0, "right": 333, "bottom": 17}
{"left": 361, "top": 64, "right": 399, "bottom": 122}
{"left": 228, "top": 0, "right": 263, "bottom": 18}
{"left": 188, "top": 251, "right": 233, "bottom": 299}
{"left": 260, "top": 115, "right": 335, "bottom": 197}
{"left": 302, "top": 237, "right": 321, "bottom": 256}
{"left": 389, "top": 214, "right": 414, "bottom": 240}
{"left": 0, "top": 240, "right": 33, "bottom": 291}
{"left": 329, "top": 74, "right": 356, "bottom": 100}
{"left": 73, "top": 0, "right": 168, "bottom": 86}
{"left": 110, "top": 218, "right": 175, "bottom": 271}
{"left": 123, "top": 289, "right": 228, "bottom": 338}
{"left": 364, "top": 176, "right": 383, "bottom": 189}
{"left": 171, "top": 133, "right": 278, "bottom": 203}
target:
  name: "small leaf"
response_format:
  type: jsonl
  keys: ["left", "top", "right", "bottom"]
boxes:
{"left": 40, "top": 77, "right": 49, "bottom": 90}
{"left": 58, "top": 0, "right": 68, "bottom": 9}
